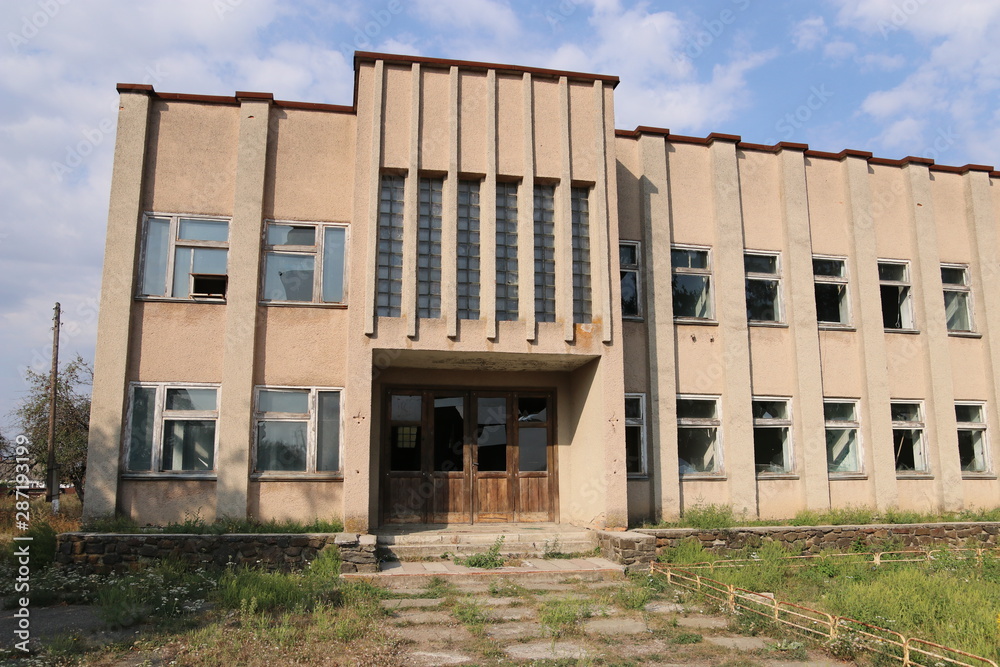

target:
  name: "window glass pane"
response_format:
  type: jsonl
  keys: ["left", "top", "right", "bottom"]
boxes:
{"left": 519, "top": 427, "right": 547, "bottom": 472}
{"left": 127, "top": 387, "right": 156, "bottom": 471}
{"left": 619, "top": 244, "right": 637, "bottom": 266}
{"left": 263, "top": 253, "right": 314, "bottom": 301}
{"left": 891, "top": 403, "right": 921, "bottom": 422}
{"left": 625, "top": 424, "right": 644, "bottom": 474}
{"left": 162, "top": 419, "right": 215, "bottom": 471}
{"left": 827, "top": 428, "right": 860, "bottom": 473}
{"left": 624, "top": 397, "right": 643, "bottom": 420}
{"left": 815, "top": 283, "right": 848, "bottom": 324}
{"left": 173, "top": 247, "right": 191, "bottom": 298}
{"left": 316, "top": 391, "right": 341, "bottom": 472}
{"left": 677, "top": 398, "right": 717, "bottom": 420}
{"left": 389, "top": 425, "right": 421, "bottom": 471}
{"left": 267, "top": 224, "right": 315, "bottom": 246}
{"left": 880, "top": 285, "right": 911, "bottom": 329}
{"left": 391, "top": 395, "right": 422, "bottom": 421}
{"left": 322, "top": 227, "right": 346, "bottom": 303}
{"left": 621, "top": 271, "right": 639, "bottom": 317}
{"left": 672, "top": 274, "right": 712, "bottom": 318}
{"left": 878, "top": 263, "right": 907, "bottom": 282}
{"left": 433, "top": 396, "right": 464, "bottom": 472}
{"left": 671, "top": 248, "right": 708, "bottom": 270}
{"left": 193, "top": 247, "right": 227, "bottom": 274}
{"left": 955, "top": 404, "right": 983, "bottom": 424}
{"left": 477, "top": 397, "right": 508, "bottom": 472}
{"left": 256, "top": 421, "right": 307, "bottom": 471}
{"left": 893, "top": 428, "right": 925, "bottom": 471}
{"left": 746, "top": 278, "right": 780, "bottom": 321}
{"left": 940, "top": 267, "right": 966, "bottom": 285}
{"left": 744, "top": 254, "right": 777, "bottom": 274}
{"left": 813, "top": 258, "right": 845, "bottom": 278}
{"left": 754, "top": 427, "right": 789, "bottom": 473}
{"left": 517, "top": 397, "right": 547, "bottom": 422}
{"left": 753, "top": 400, "right": 788, "bottom": 420}
{"left": 958, "top": 429, "right": 987, "bottom": 472}
{"left": 678, "top": 427, "right": 717, "bottom": 473}
{"left": 178, "top": 219, "right": 228, "bottom": 242}
{"left": 944, "top": 290, "right": 971, "bottom": 331}
{"left": 258, "top": 389, "right": 309, "bottom": 414}
{"left": 165, "top": 388, "right": 217, "bottom": 411}
{"left": 824, "top": 402, "right": 856, "bottom": 422}
{"left": 142, "top": 218, "right": 170, "bottom": 296}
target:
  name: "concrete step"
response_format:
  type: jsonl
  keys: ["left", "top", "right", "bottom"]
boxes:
{"left": 375, "top": 530, "right": 598, "bottom": 560}
{"left": 381, "top": 540, "right": 597, "bottom": 560}
{"left": 342, "top": 556, "right": 625, "bottom": 588}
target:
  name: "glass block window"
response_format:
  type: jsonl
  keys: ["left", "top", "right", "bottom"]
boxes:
{"left": 572, "top": 187, "right": 592, "bottom": 323}
{"left": 417, "top": 177, "right": 443, "bottom": 319}
{"left": 457, "top": 180, "right": 481, "bottom": 320}
{"left": 534, "top": 184, "right": 556, "bottom": 323}
{"left": 376, "top": 174, "right": 405, "bottom": 317}
{"left": 496, "top": 182, "right": 519, "bottom": 322}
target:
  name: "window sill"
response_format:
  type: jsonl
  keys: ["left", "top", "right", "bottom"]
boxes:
{"left": 251, "top": 473, "right": 345, "bottom": 481}
{"left": 961, "top": 473, "right": 997, "bottom": 480}
{"left": 828, "top": 473, "right": 867, "bottom": 481}
{"left": 673, "top": 318, "right": 719, "bottom": 327}
{"left": 748, "top": 321, "right": 788, "bottom": 329}
{"left": 896, "top": 473, "right": 933, "bottom": 480}
{"left": 679, "top": 474, "right": 726, "bottom": 481}
{"left": 948, "top": 331, "right": 982, "bottom": 339}
{"left": 135, "top": 296, "right": 226, "bottom": 304}
{"left": 260, "top": 301, "right": 348, "bottom": 309}
{"left": 756, "top": 473, "right": 799, "bottom": 480}
{"left": 121, "top": 473, "right": 217, "bottom": 481}
{"left": 819, "top": 324, "right": 856, "bottom": 332}
{"left": 885, "top": 328, "right": 920, "bottom": 335}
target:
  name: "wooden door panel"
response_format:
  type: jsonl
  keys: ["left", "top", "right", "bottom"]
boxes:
{"left": 516, "top": 474, "right": 549, "bottom": 521}
{"left": 475, "top": 476, "right": 512, "bottom": 521}
{"left": 385, "top": 476, "right": 427, "bottom": 523}
{"left": 429, "top": 475, "right": 469, "bottom": 523}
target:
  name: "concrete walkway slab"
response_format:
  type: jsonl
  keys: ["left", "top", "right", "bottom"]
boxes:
{"left": 676, "top": 615, "right": 729, "bottom": 629}
{"left": 583, "top": 617, "right": 648, "bottom": 635}
{"left": 409, "top": 650, "right": 475, "bottom": 665}
{"left": 381, "top": 598, "right": 444, "bottom": 609}
{"left": 706, "top": 635, "right": 769, "bottom": 650}
{"left": 644, "top": 601, "right": 685, "bottom": 613}
{"left": 484, "top": 606, "right": 536, "bottom": 621}
{"left": 504, "top": 640, "right": 589, "bottom": 660}
{"left": 392, "top": 610, "right": 455, "bottom": 625}
{"left": 484, "top": 621, "right": 544, "bottom": 640}
{"left": 391, "top": 624, "right": 473, "bottom": 644}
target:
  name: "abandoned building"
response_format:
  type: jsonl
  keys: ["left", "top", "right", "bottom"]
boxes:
{"left": 82, "top": 52, "right": 1000, "bottom": 532}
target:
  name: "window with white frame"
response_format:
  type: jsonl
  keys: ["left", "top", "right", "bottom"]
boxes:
{"left": 941, "top": 265, "right": 974, "bottom": 333}
{"left": 140, "top": 215, "right": 229, "bottom": 299}
{"left": 891, "top": 402, "right": 928, "bottom": 473}
{"left": 745, "top": 252, "right": 782, "bottom": 323}
{"left": 624, "top": 394, "right": 646, "bottom": 476}
{"left": 254, "top": 387, "right": 342, "bottom": 474}
{"left": 620, "top": 242, "right": 641, "bottom": 318}
{"left": 677, "top": 395, "right": 722, "bottom": 475}
{"left": 814, "top": 256, "right": 850, "bottom": 325}
{"left": 956, "top": 403, "right": 989, "bottom": 474}
{"left": 878, "top": 261, "right": 915, "bottom": 330}
{"left": 125, "top": 383, "right": 219, "bottom": 474}
{"left": 261, "top": 222, "right": 347, "bottom": 304}
{"left": 825, "top": 400, "right": 862, "bottom": 474}
{"left": 753, "top": 398, "right": 792, "bottom": 474}
{"left": 671, "top": 246, "right": 713, "bottom": 320}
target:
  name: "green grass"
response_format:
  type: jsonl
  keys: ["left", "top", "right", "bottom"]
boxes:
{"left": 538, "top": 598, "right": 592, "bottom": 636}
{"left": 80, "top": 513, "right": 345, "bottom": 534}
{"left": 455, "top": 535, "right": 506, "bottom": 569}
{"left": 214, "top": 546, "right": 344, "bottom": 612}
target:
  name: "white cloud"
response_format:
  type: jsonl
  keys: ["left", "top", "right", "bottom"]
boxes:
{"left": 792, "top": 16, "right": 827, "bottom": 50}
{"left": 879, "top": 116, "right": 926, "bottom": 149}
{"left": 823, "top": 40, "right": 857, "bottom": 59}
{"left": 856, "top": 52, "right": 905, "bottom": 71}
{"left": 411, "top": 0, "right": 519, "bottom": 36}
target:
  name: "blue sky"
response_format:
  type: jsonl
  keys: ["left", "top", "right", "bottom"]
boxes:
{"left": 2, "top": 0, "right": 1000, "bottom": 431}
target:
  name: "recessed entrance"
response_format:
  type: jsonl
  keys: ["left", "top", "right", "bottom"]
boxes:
{"left": 381, "top": 388, "right": 556, "bottom": 524}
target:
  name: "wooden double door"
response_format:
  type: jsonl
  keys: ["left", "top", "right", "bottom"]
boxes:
{"left": 382, "top": 388, "right": 556, "bottom": 524}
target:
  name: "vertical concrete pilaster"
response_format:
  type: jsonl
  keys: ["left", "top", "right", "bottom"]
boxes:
{"left": 640, "top": 135, "right": 680, "bottom": 521}
{"left": 557, "top": 77, "right": 574, "bottom": 341}
{"left": 483, "top": 70, "right": 499, "bottom": 341}
{"left": 777, "top": 148, "right": 830, "bottom": 511}
{"left": 519, "top": 72, "right": 536, "bottom": 341}
{"left": 842, "top": 156, "right": 898, "bottom": 509}
{"left": 444, "top": 66, "right": 460, "bottom": 339}
{"left": 710, "top": 139, "right": 757, "bottom": 516}
{"left": 403, "top": 64, "right": 421, "bottom": 339}
{"left": 594, "top": 82, "right": 615, "bottom": 344}
{"left": 215, "top": 96, "right": 271, "bottom": 519}
{"left": 362, "top": 61, "right": 384, "bottom": 337}
{"left": 83, "top": 89, "right": 151, "bottom": 519}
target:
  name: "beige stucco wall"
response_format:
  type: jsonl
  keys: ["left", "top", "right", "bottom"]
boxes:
{"left": 119, "top": 480, "right": 217, "bottom": 524}
{"left": 130, "top": 302, "right": 225, "bottom": 381}
{"left": 257, "top": 307, "right": 349, "bottom": 386}
{"left": 249, "top": 481, "right": 344, "bottom": 523}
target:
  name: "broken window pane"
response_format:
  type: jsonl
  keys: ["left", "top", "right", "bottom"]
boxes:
{"left": 263, "top": 253, "right": 314, "bottom": 301}
{"left": 677, "top": 398, "right": 718, "bottom": 420}
{"left": 754, "top": 427, "right": 789, "bottom": 473}
{"left": 880, "top": 285, "right": 912, "bottom": 329}
{"left": 944, "top": 289, "right": 972, "bottom": 332}
{"left": 958, "top": 429, "right": 987, "bottom": 472}
{"left": 752, "top": 400, "right": 788, "bottom": 420}
{"left": 142, "top": 218, "right": 170, "bottom": 296}
{"left": 165, "top": 387, "right": 217, "bottom": 411}
{"left": 391, "top": 395, "right": 422, "bottom": 422}
{"left": 893, "top": 428, "right": 926, "bottom": 472}
{"left": 826, "top": 428, "right": 860, "bottom": 473}
{"left": 746, "top": 278, "right": 780, "bottom": 322}
{"left": 267, "top": 224, "right": 315, "bottom": 246}
{"left": 815, "top": 283, "right": 848, "bottom": 324}
{"left": 256, "top": 421, "right": 307, "bottom": 472}
{"left": 678, "top": 427, "right": 718, "bottom": 473}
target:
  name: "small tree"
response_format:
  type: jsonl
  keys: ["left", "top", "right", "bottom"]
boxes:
{"left": 11, "top": 355, "right": 92, "bottom": 501}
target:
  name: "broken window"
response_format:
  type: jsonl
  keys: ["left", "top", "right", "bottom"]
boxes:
{"left": 533, "top": 184, "right": 556, "bottom": 323}
{"left": 671, "top": 246, "right": 713, "bottom": 320}
{"left": 376, "top": 174, "right": 405, "bottom": 317}
{"left": 140, "top": 215, "right": 229, "bottom": 300}
{"left": 619, "top": 242, "right": 641, "bottom": 318}
{"left": 891, "top": 402, "right": 927, "bottom": 473}
{"left": 753, "top": 398, "right": 792, "bottom": 474}
{"left": 956, "top": 403, "right": 989, "bottom": 474}
{"left": 942, "top": 265, "right": 974, "bottom": 333}
{"left": 813, "top": 256, "right": 850, "bottom": 325}
{"left": 572, "top": 187, "right": 592, "bottom": 324}
{"left": 825, "top": 400, "right": 862, "bottom": 474}
{"left": 878, "top": 261, "right": 914, "bottom": 330}
{"left": 457, "top": 180, "right": 482, "bottom": 320}
{"left": 624, "top": 394, "right": 646, "bottom": 476}
{"left": 125, "top": 383, "right": 218, "bottom": 474}
{"left": 495, "top": 182, "right": 520, "bottom": 321}
{"left": 744, "top": 252, "right": 782, "bottom": 323}
{"left": 262, "top": 222, "right": 347, "bottom": 304}
{"left": 677, "top": 396, "right": 721, "bottom": 475}
{"left": 254, "top": 387, "right": 341, "bottom": 474}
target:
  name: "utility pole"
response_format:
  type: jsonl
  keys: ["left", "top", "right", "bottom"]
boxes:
{"left": 46, "top": 302, "right": 61, "bottom": 513}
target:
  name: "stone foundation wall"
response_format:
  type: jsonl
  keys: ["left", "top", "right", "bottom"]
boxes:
{"left": 637, "top": 522, "right": 1000, "bottom": 557}
{"left": 56, "top": 532, "right": 378, "bottom": 574}
{"left": 597, "top": 530, "right": 656, "bottom": 572}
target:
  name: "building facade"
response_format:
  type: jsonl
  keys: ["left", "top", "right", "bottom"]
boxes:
{"left": 83, "top": 52, "right": 1000, "bottom": 531}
